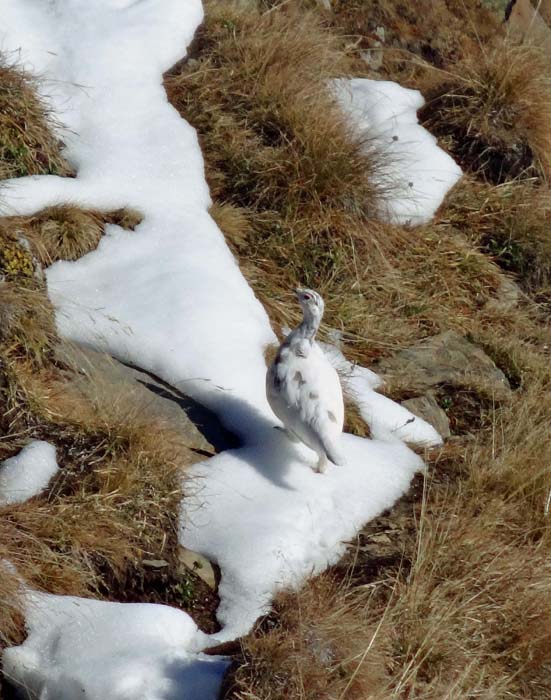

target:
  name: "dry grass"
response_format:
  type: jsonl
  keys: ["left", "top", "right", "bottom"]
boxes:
{"left": 0, "top": 205, "right": 143, "bottom": 267}
{"left": 329, "top": 0, "right": 501, "bottom": 82}
{"left": 0, "top": 352, "right": 196, "bottom": 648}
{"left": 445, "top": 177, "right": 551, "bottom": 305}
{"left": 222, "top": 575, "right": 389, "bottom": 700}
{"left": 166, "top": 1, "right": 517, "bottom": 367}
{"left": 373, "top": 375, "right": 551, "bottom": 697}
{"left": 2, "top": 1, "right": 551, "bottom": 697}
{"left": 225, "top": 375, "right": 551, "bottom": 698}
{"left": 175, "top": 2, "right": 551, "bottom": 699}
{"left": 419, "top": 41, "right": 551, "bottom": 183}
{"left": 0, "top": 60, "right": 71, "bottom": 180}
{"left": 166, "top": 1, "right": 383, "bottom": 216}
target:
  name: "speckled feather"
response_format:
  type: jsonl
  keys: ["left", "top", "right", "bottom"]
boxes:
{"left": 266, "top": 289, "right": 344, "bottom": 472}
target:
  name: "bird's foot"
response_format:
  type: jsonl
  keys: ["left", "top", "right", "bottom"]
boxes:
{"left": 316, "top": 455, "right": 328, "bottom": 474}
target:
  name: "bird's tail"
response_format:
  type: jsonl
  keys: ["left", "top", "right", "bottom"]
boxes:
{"left": 322, "top": 437, "right": 345, "bottom": 466}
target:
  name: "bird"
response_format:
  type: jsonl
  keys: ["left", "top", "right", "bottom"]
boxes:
{"left": 266, "top": 288, "right": 345, "bottom": 473}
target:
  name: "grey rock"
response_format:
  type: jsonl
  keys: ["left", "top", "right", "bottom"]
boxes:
{"left": 377, "top": 331, "right": 511, "bottom": 397}
{"left": 401, "top": 393, "right": 451, "bottom": 439}
{"left": 142, "top": 559, "right": 170, "bottom": 569}
{"left": 487, "top": 275, "right": 521, "bottom": 312}
{"left": 360, "top": 45, "right": 384, "bottom": 71}
{"left": 375, "top": 26, "right": 386, "bottom": 42}
{"left": 54, "top": 342, "right": 236, "bottom": 454}
{"left": 178, "top": 547, "right": 217, "bottom": 590}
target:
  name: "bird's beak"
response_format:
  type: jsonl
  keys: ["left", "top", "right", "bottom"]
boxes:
{"left": 294, "top": 288, "right": 303, "bottom": 299}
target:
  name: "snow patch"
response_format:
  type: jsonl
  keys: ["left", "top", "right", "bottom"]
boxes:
{"left": 182, "top": 432, "right": 422, "bottom": 640}
{"left": 321, "top": 341, "right": 442, "bottom": 445}
{"left": 0, "top": 0, "right": 437, "bottom": 681}
{"left": 2, "top": 591, "right": 229, "bottom": 700}
{"left": 0, "top": 441, "right": 59, "bottom": 506}
{"left": 333, "top": 78, "right": 463, "bottom": 226}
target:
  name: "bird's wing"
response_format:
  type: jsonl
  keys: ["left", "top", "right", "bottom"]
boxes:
{"left": 268, "top": 348, "right": 345, "bottom": 463}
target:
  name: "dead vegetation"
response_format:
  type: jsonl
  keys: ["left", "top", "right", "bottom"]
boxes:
{"left": 222, "top": 576, "right": 389, "bottom": 700}
{"left": 0, "top": 205, "right": 142, "bottom": 266}
{"left": 419, "top": 41, "right": 551, "bottom": 183}
{"left": 2, "top": 0, "right": 551, "bottom": 698}
{"left": 165, "top": 1, "right": 551, "bottom": 698}
{"left": 0, "top": 59, "right": 194, "bottom": 657}
{"left": 224, "top": 374, "right": 551, "bottom": 699}
{"left": 0, "top": 60, "right": 72, "bottom": 180}
{"left": 0, "top": 342, "right": 208, "bottom": 648}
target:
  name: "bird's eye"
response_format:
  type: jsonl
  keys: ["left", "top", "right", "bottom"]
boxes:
{"left": 303, "top": 293, "right": 312, "bottom": 300}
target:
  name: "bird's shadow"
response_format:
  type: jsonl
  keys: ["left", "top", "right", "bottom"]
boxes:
{"left": 131, "top": 367, "right": 308, "bottom": 491}
{"left": 136, "top": 378, "right": 239, "bottom": 453}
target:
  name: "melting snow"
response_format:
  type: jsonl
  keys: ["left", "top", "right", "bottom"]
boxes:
{"left": 0, "top": 1, "right": 449, "bottom": 697}
{"left": 333, "top": 78, "right": 463, "bottom": 226}
{"left": 0, "top": 441, "right": 59, "bottom": 506}
{"left": 320, "top": 340, "right": 442, "bottom": 444}
{"left": 2, "top": 592, "right": 229, "bottom": 700}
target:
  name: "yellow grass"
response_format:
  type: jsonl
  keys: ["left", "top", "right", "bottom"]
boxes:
{"left": 0, "top": 59, "right": 71, "bottom": 179}
{"left": 420, "top": 41, "right": 551, "bottom": 183}
{"left": 170, "top": 2, "right": 551, "bottom": 699}
{"left": 2, "top": 2, "right": 551, "bottom": 698}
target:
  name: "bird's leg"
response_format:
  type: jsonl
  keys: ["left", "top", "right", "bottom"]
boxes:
{"left": 316, "top": 453, "right": 328, "bottom": 474}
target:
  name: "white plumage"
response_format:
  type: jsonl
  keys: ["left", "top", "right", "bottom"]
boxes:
{"left": 266, "top": 288, "right": 345, "bottom": 473}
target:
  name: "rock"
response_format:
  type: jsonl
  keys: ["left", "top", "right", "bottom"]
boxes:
{"left": 487, "top": 275, "right": 521, "bottom": 312}
{"left": 539, "top": 0, "right": 551, "bottom": 27}
{"left": 376, "top": 331, "right": 511, "bottom": 397}
{"left": 178, "top": 547, "right": 217, "bottom": 590}
{"left": 55, "top": 342, "right": 236, "bottom": 454}
{"left": 507, "top": 0, "right": 551, "bottom": 54}
{"left": 361, "top": 44, "right": 384, "bottom": 71}
{"left": 401, "top": 393, "right": 451, "bottom": 439}
{"left": 142, "top": 559, "right": 169, "bottom": 569}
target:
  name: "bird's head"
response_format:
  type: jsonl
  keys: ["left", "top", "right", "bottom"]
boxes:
{"left": 295, "top": 288, "right": 325, "bottom": 327}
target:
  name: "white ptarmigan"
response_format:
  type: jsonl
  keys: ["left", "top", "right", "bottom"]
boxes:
{"left": 266, "top": 288, "right": 345, "bottom": 473}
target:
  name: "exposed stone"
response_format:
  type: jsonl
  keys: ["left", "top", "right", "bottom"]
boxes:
{"left": 539, "top": 0, "right": 551, "bottom": 27}
{"left": 360, "top": 44, "right": 384, "bottom": 71}
{"left": 142, "top": 559, "right": 169, "bottom": 569}
{"left": 401, "top": 392, "right": 451, "bottom": 439}
{"left": 376, "top": 331, "right": 511, "bottom": 397}
{"left": 178, "top": 547, "right": 218, "bottom": 590}
{"left": 486, "top": 274, "right": 521, "bottom": 312}
{"left": 506, "top": 0, "right": 551, "bottom": 54}
{"left": 55, "top": 342, "right": 237, "bottom": 454}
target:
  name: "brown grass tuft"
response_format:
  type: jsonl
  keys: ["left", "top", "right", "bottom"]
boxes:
{"left": 165, "top": 0, "right": 384, "bottom": 217}
{"left": 446, "top": 177, "right": 551, "bottom": 303}
{"left": 0, "top": 352, "right": 199, "bottom": 647}
{"left": 209, "top": 202, "right": 252, "bottom": 250}
{"left": 223, "top": 575, "right": 388, "bottom": 700}
{"left": 328, "top": 0, "right": 501, "bottom": 84}
{"left": 419, "top": 40, "right": 551, "bottom": 183}
{"left": 23, "top": 206, "right": 104, "bottom": 264}
{"left": 1, "top": 205, "right": 144, "bottom": 267}
{"left": 0, "top": 59, "right": 71, "bottom": 179}
{"left": 0, "top": 282, "right": 57, "bottom": 366}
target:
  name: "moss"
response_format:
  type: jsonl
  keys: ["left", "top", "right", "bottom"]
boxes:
{"left": 0, "top": 242, "right": 34, "bottom": 278}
